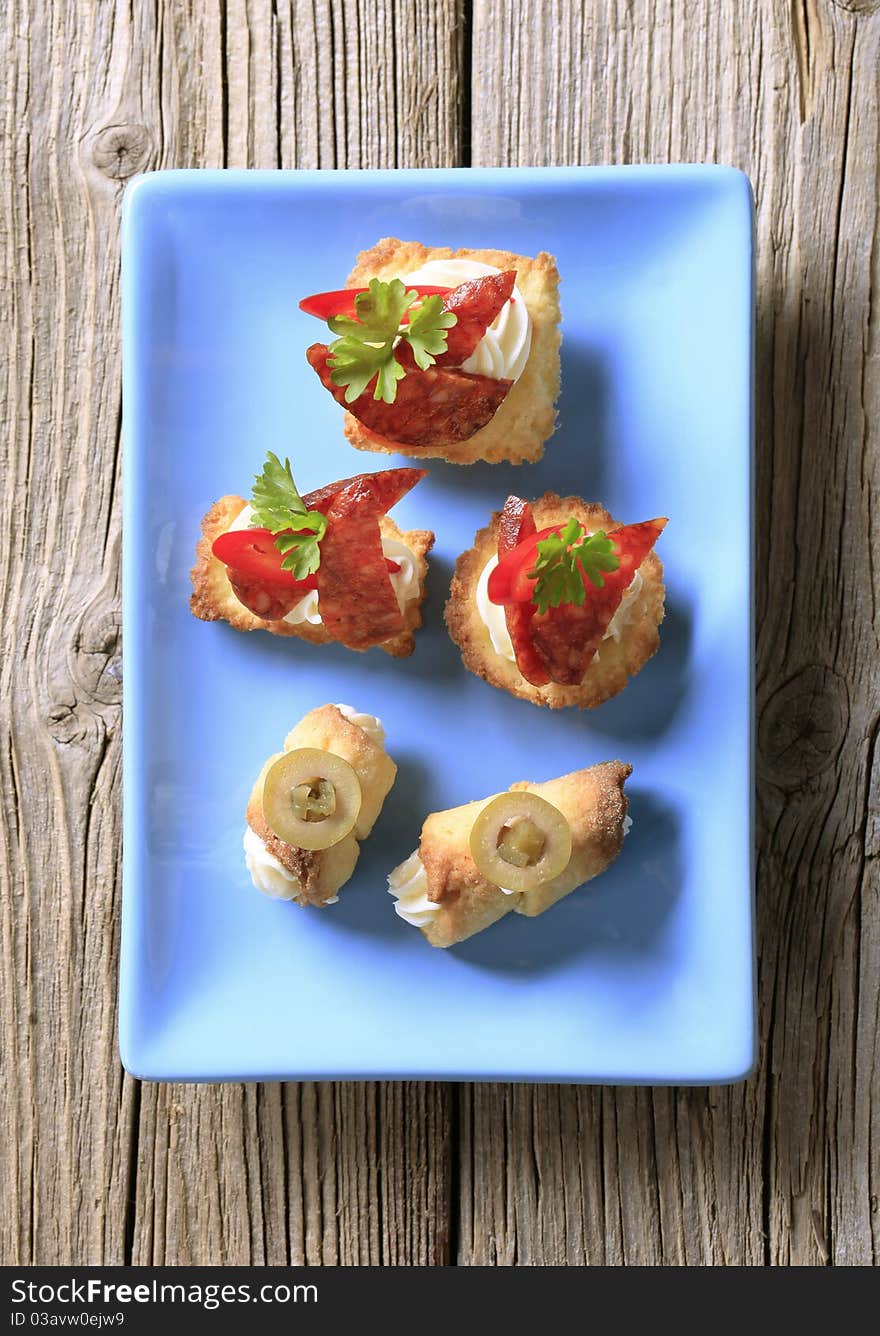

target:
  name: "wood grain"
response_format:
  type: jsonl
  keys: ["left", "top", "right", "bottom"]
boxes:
{"left": 466, "top": 0, "right": 879, "bottom": 1266}
{"left": 0, "top": 0, "right": 461, "bottom": 1267}
{"left": 1, "top": 0, "right": 877, "bottom": 1267}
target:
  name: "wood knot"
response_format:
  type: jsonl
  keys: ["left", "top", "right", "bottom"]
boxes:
{"left": 759, "top": 665, "right": 849, "bottom": 790}
{"left": 829, "top": 0, "right": 880, "bottom": 13}
{"left": 91, "top": 123, "right": 153, "bottom": 180}
{"left": 71, "top": 606, "right": 122, "bottom": 708}
{"left": 46, "top": 698, "right": 94, "bottom": 748}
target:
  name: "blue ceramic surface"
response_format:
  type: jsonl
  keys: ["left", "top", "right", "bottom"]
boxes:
{"left": 120, "top": 166, "right": 755, "bottom": 1082}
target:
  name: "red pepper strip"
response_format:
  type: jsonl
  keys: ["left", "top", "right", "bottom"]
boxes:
{"left": 299, "top": 286, "right": 452, "bottom": 322}
{"left": 487, "top": 525, "right": 561, "bottom": 605}
{"left": 213, "top": 527, "right": 314, "bottom": 590}
{"left": 495, "top": 496, "right": 550, "bottom": 687}
{"left": 528, "top": 519, "right": 668, "bottom": 686}
{"left": 316, "top": 480, "right": 407, "bottom": 649}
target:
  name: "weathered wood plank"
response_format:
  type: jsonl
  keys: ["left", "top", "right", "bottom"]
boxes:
{"left": 0, "top": 0, "right": 462, "bottom": 1266}
{"left": 3, "top": 0, "right": 877, "bottom": 1269}
{"left": 465, "top": 0, "right": 879, "bottom": 1266}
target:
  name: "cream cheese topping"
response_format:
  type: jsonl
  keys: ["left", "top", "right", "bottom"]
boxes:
{"left": 388, "top": 850, "right": 519, "bottom": 924}
{"left": 243, "top": 825, "right": 305, "bottom": 901}
{"left": 387, "top": 851, "right": 440, "bottom": 927}
{"left": 475, "top": 553, "right": 644, "bottom": 667}
{"left": 402, "top": 258, "right": 532, "bottom": 382}
{"left": 226, "top": 503, "right": 419, "bottom": 626}
{"left": 334, "top": 703, "right": 386, "bottom": 748}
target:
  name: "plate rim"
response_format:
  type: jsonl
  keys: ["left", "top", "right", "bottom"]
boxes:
{"left": 119, "top": 162, "right": 757, "bottom": 1085}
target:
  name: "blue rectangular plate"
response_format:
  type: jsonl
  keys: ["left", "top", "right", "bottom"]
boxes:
{"left": 121, "top": 166, "right": 755, "bottom": 1083}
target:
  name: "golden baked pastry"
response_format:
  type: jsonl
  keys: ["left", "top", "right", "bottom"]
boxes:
{"left": 388, "top": 761, "right": 632, "bottom": 947}
{"left": 446, "top": 492, "right": 666, "bottom": 708}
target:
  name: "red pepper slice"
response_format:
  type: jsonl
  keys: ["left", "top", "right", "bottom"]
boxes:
{"left": 212, "top": 526, "right": 400, "bottom": 588}
{"left": 213, "top": 528, "right": 315, "bottom": 590}
{"left": 299, "top": 286, "right": 452, "bottom": 322}
{"left": 495, "top": 496, "right": 550, "bottom": 688}
{"left": 487, "top": 525, "right": 561, "bottom": 605}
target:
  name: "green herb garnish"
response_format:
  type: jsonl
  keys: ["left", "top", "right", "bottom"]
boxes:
{"left": 250, "top": 452, "right": 328, "bottom": 579}
{"left": 326, "top": 278, "right": 457, "bottom": 404}
{"left": 528, "top": 519, "right": 620, "bottom": 616}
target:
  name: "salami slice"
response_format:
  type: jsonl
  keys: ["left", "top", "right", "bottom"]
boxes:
{"left": 307, "top": 343, "right": 512, "bottom": 447}
{"left": 497, "top": 494, "right": 536, "bottom": 555}
{"left": 227, "top": 571, "right": 306, "bottom": 621}
{"left": 529, "top": 519, "right": 667, "bottom": 684}
{"left": 496, "top": 496, "right": 550, "bottom": 687}
{"left": 315, "top": 480, "right": 408, "bottom": 649}
{"left": 303, "top": 467, "right": 426, "bottom": 516}
{"left": 439, "top": 270, "right": 517, "bottom": 365}
{"left": 396, "top": 271, "right": 518, "bottom": 371}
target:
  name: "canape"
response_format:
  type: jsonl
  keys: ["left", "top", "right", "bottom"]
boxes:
{"left": 388, "top": 761, "right": 632, "bottom": 947}
{"left": 300, "top": 238, "right": 561, "bottom": 465}
{"left": 246, "top": 704, "right": 397, "bottom": 906}
{"left": 445, "top": 493, "right": 667, "bottom": 708}
{"left": 191, "top": 453, "right": 433, "bottom": 657}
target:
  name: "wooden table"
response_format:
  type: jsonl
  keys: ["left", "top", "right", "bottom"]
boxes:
{"left": 2, "top": 0, "right": 877, "bottom": 1266}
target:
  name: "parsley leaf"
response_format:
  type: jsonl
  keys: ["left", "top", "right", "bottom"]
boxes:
{"left": 528, "top": 519, "right": 620, "bottom": 616}
{"left": 405, "top": 294, "right": 457, "bottom": 371}
{"left": 250, "top": 452, "right": 328, "bottom": 580}
{"left": 326, "top": 278, "right": 457, "bottom": 404}
{"left": 328, "top": 277, "right": 415, "bottom": 344}
{"left": 325, "top": 338, "right": 405, "bottom": 403}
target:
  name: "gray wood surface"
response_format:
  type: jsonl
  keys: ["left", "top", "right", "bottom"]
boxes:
{"left": 1, "top": 0, "right": 877, "bottom": 1266}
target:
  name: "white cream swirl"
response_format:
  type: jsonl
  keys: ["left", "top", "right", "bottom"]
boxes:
{"left": 334, "top": 703, "right": 386, "bottom": 748}
{"left": 244, "top": 825, "right": 310, "bottom": 901}
{"left": 244, "top": 827, "right": 340, "bottom": 905}
{"left": 402, "top": 258, "right": 532, "bottom": 382}
{"left": 475, "top": 554, "right": 644, "bottom": 667}
{"left": 245, "top": 707, "right": 385, "bottom": 901}
{"left": 387, "top": 851, "right": 440, "bottom": 927}
{"left": 226, "top": 504, "right": 419, "bottom": 626}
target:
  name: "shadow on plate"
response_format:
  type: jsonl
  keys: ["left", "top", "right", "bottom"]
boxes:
{"left": 577, "top": 591, "right": 694, "bottom": 743}
{"left": 447, "top": 787, "right": 683, "bottom": 976}
{"left": 421, "top": 344, "right": 612, "bottom": 504}
{"left": 328, "top": 751, "right": 440, "bottom": 942}
{"left": 210, "top": 597, "right": 456, "bottom": 685}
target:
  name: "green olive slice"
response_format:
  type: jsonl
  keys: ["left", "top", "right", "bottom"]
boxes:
{"left": 262, "top": 748, "right": 362, "bottom": 851}
{"left": 469, "top": 791, "right": 572, "bottom": 893}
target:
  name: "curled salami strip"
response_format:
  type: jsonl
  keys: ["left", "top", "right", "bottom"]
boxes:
{"left": 440, "top": 270, "right": 517, "bottom": 365}
{"left": 528, "top": 602, "right": 604, "bottom": 686}
{"left": 315, "top": 478, "right": 409, "bottom": 650}
{"left": 307, "top": 344, "right": 512, "bottom": 447}
{"left": 303, "top": 467, "right": 425, "bottom": 516}
{"left": 529, "top": 519, "right": 667, "bottom": 685}
{"left": 496, "top": 496, "right": 550, "bottom": 687}
{"left": 397, "top": 270, "right": 517, "bottom": 371}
